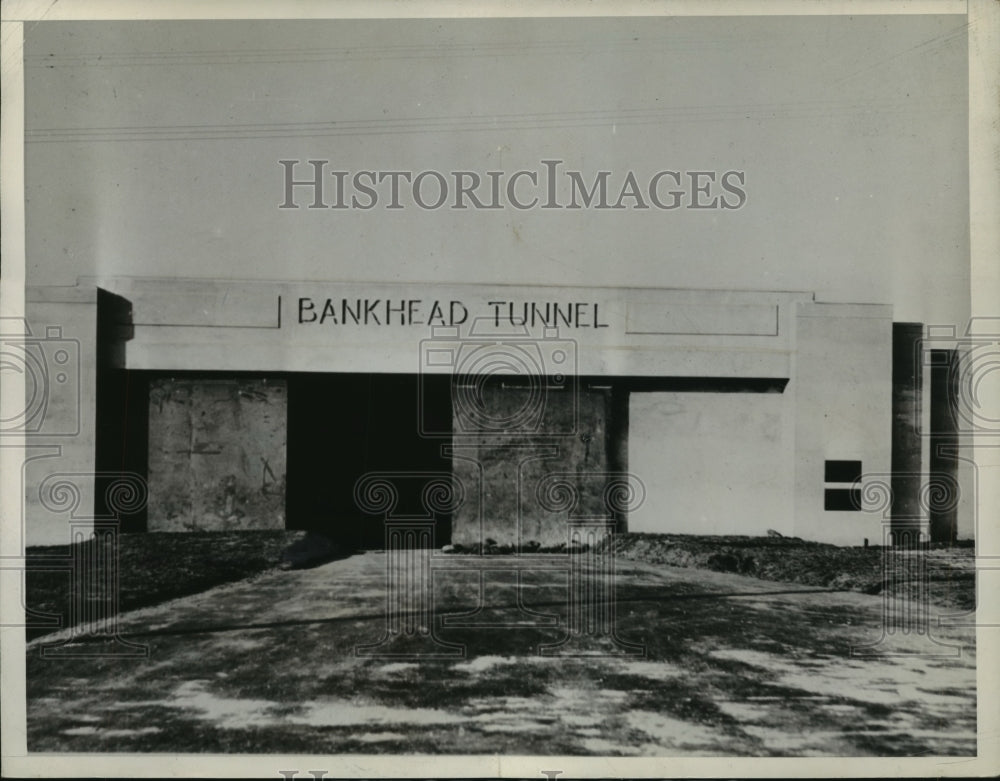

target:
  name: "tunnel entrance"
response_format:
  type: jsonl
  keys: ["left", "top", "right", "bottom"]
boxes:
{"left": 286, "top": 373, "right": 453, "bottom": 549}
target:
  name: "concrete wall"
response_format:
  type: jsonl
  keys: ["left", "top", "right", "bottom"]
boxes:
{"left": 17, "top": 17, "right": 971, "bottom": 548}
{"left": 147, "top": 378, "right": 287, "bottom": 531}
{"left": 628, "top": 391, "right": 791, "bottom": 537}
{"left": 792, "top": 304, "right": 894, "bottom": 546}
{"left": 20, "top": 281, "right": 909, "bottom": 548}
{"left": 90, "top": 278, "right": 805, "bottom": 379}
{"left": 621, "top": 302, "right": 893, "bottom": 546}
{"left": 450, "top": 383, "right": 620, "bottom": 548}
{"left": 21, "top": 290, "right": 98, "bottom": 547}
{"left": 891, "top": 323, "right": 924, "bottom": 529}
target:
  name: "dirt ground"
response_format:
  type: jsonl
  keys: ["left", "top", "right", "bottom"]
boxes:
{"left": 25, "top": 530, "right": 313, "bottom": 640}
{"left": 604, "top": 533, "right": 976, "bottom": 611}
{"left": 25, "top": 551, "right": 976, "bottom": 756}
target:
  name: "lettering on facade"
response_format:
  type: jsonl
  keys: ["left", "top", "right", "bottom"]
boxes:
{"left": 295, "top": 297, "right": 610, "bottom": 329}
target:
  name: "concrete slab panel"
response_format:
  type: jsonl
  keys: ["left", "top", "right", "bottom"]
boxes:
{"left": 147, "top": 378, "right": 287, "bottom": 531}
{"left": 628, "top": 391, "right": 790, "bottom": 536}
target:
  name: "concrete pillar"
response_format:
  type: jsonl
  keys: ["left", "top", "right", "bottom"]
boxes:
{"left": 928, "top": 349, "right": 960, "bottom": 543}
{"left": 891, "top": 323, "right": 924, "bottom": 534}
{"left": 606, "top": 386, "right": 630, "bottom": 531}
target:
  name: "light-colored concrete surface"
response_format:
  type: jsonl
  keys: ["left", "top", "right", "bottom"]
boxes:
{"left": 629, "top": 391, "right": 790, "bottom": 537}
{"left": 21, "top": 294, "right": 98, "bottom": 547}
{"left": 26, "top": 552, "right": 976, "bottom": 756}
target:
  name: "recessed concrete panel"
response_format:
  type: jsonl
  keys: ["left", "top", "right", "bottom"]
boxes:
{"left": 128, "top": 282, "right": 280, "bottom": 328}
{"left": 626, "top": 303, "right": 778, "bottom": 336}
{"left": 147, "top": 378, "right": 287, "bottom": 531}
{"left": 450, "top": 383, "right": 615, "bottom": 547}
{"left": 627, "top": 391, "right": 790, "bottom": 536}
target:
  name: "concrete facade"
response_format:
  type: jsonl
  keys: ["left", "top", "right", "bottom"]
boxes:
{"left": 15, "top": 17, "right": 971, "bottom": 552}
{"left": 21, "top": 277, "right": 943, "bottom": 549}
{"left": 146, "top": 378, "right": 287, "bottom": 532}
{"left": 792, "top": 305, "right": 894, "bottom": 546}
{"left": 20, "top": 288, "right": 98, "bottom": 552}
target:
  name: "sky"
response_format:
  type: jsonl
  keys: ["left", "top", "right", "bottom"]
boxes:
{"left": 23, "top": 15, "right": 970, "bottom": 326}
